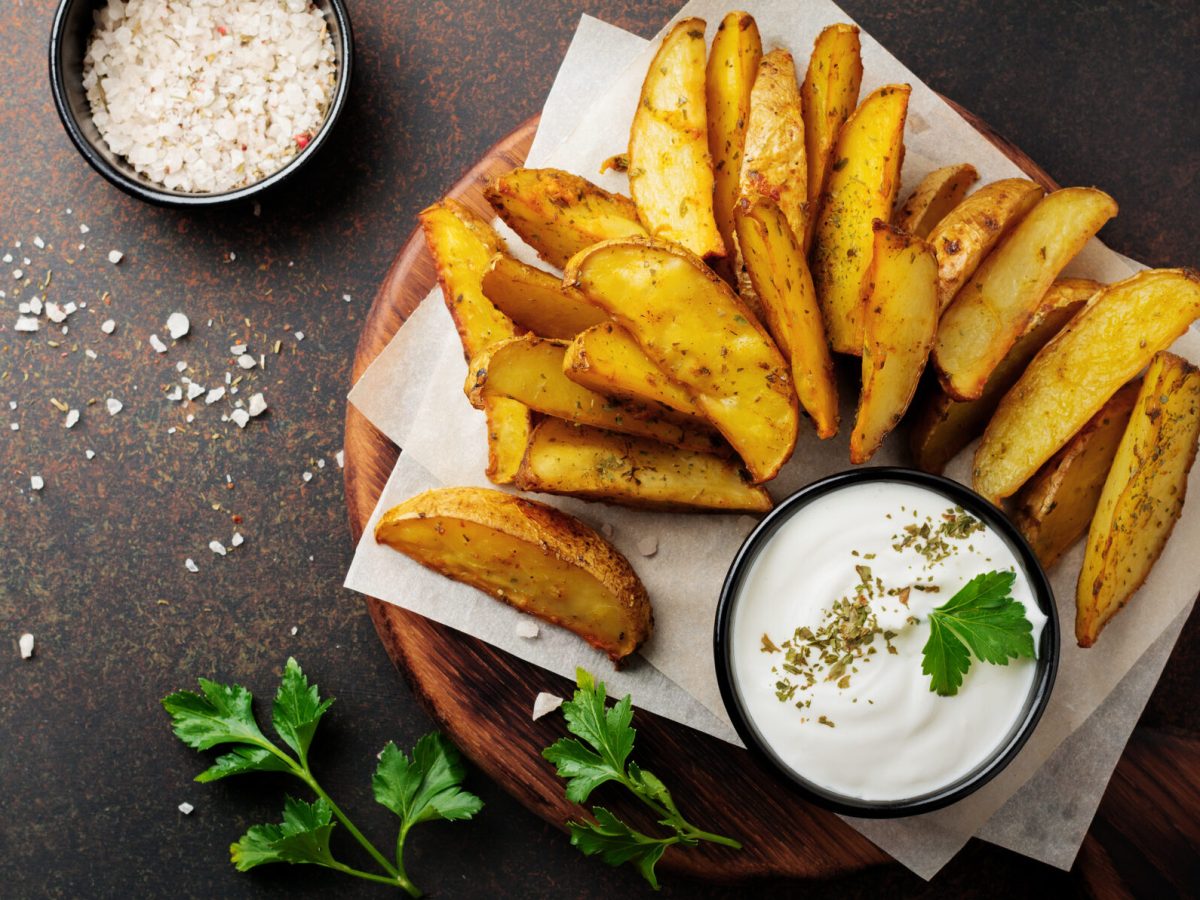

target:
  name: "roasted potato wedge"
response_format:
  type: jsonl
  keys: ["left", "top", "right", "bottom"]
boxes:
{"left": 566, "top": 237, "right": 799, "bottom": 483}
{"left": 910, "top": 278, "right": 1098, "bottom": 474}
{"left": 1076, "top": 353, "right": 1200, "bottom": 647}
{"left": 735, "top": 197, "right": 838, "bottom": 438}
{"left": 801, "top": 23, "right": 862, "bottom": 252}
{"left": 481, "top": 253, "right": 606, "bottom": 339}
{"left": 811, "top": 84, "right": 910, "bottom": 355}
{"left": 740, "top": 49, "right": 807, "bottom": 241}
{"left": 974, "top": 268, "right": 1200, "bottom": 502}
{"left": 1014, "top": 381, "right": 1140, "bottom": 568}
{"left": 628, "top": 18, "right": 724, "bottom": 258}
{"left": 515, "top": 419, "right": 771, "bottom": 513}
{"left": 893, "top": 163, "right": 979, "bottom": 239}
{"left": 375, "top": 487, "right": 652, "bottom": 663}
{"left": 466, "top": 336, "right": 725, "bottom": 454}
{"left": 484, "top": 167, "right": 646, "bottom": 270}
{"left": 419, "top": 199, "right": 531, "bottom": 483}
{"left": 934, "top": 187, "right": 1117, "bottom": 400}
{"left": 850, "top": 222, "right": 938, "bottom": 463}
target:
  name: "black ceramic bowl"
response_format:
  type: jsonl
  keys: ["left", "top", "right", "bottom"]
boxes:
{"left": 713, "top": 467, "right": 1059, "bottom": 818}
{"left": 49, "top": 0, "right": 353, "bottom": 207}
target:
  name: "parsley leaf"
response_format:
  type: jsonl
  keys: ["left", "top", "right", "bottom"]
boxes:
{"left": 231, "top": 796, "right": 337, "bottom": 872}
{"left": 272, "top": 657, "right": 333, "bottom": 760}
{"left": 196, "top": 746, "right": 292, "bottom": 783}
{"left": 567, "top": 807, "right": 672, "bottom": 890}
{"left": 163, "top": 678, "right": 274, "bottom": 752}
{"left": 373, "top": 734, "right": 484, "bottom": 826}
{"left": 921, "top": 570, "right": 1036, "bottom": 696}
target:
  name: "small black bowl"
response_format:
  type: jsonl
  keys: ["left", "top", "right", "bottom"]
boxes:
{"left": 713, "top": 467, "right": 1059, "bottom": 818}
{"left": 49, "top": 0, "right": 353, "bottom": 207}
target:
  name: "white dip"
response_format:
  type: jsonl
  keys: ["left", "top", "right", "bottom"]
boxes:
{"left": 730, "top": 481, "right": 1047, "bottom": 801}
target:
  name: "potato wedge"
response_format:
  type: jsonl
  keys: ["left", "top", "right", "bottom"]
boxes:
{"left": 893, "top": 163, "right": 979, "bottom": 239}
{"left": 1076, "top": 353, "right": 1200, "bottom": 647}
{"left": 515, "top": 419, "right": 771, "bottom": 513}
{"left": 735, "top": 197, "right": 838, "bottom": 438}
{"left": 566, "top": 237, "right": 799, "bottom": 483}
{"left": 481, "top": 253, "right": 606, "bottom": 339}
{"left": 934, "top": 187, "right": 1117, "bottom": 400}
{"left": 740, "top": 49, "right": 807, "bottom": 241}
{"left": 928, "top": 178, "right": 1044, "bottom": 313}
{"left": 850, "top": 222, "right": 938, "bottom": 463}
{"left": 801, "top": 23, "right": 863, "bottom": 252}
{"left": 563, "top": 323, "right": 706, "bottom": 418}
{"left": 484, "top": 167, "right": 646, "bottom": 270}
{"left": 1014, "top": 381, "right": 1140, "bottom": 568}
{"left": 811, "top": 84, "right": 910, "bottom": 355}
{"left": 375, "top": 487, "right": 652, "bottom": 663}
{"left": 628, "top": 18, "right": 724, "bottom": 258}
{"left": 974, "top": 268, "right": 1200, "bottom": 502}
{"left": 910, "top": 278, "right": 1098, "bottom": 474}
{"left": 466, "top": 336, "right": 725, "bottom": 454}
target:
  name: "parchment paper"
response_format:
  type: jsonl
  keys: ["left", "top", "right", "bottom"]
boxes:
{"left": 346, "top": 7, "right": 1199, "bottom": 879}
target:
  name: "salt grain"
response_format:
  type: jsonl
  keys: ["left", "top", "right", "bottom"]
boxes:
{"left": 14, "top": 317, "right": 39, "bottom": 333}
{"left": 335, "top": 450, "right": 344, "bottom": 468}
{"left": 64, "top": 409, "right": 80, "bottom": 429}
{"left": 230, "top": 408, "right": 250, "bottom": 428}
{"left": 205, "top": 387, "right": 225, "bottom": 405}
{"left": 19, "top": 633, "right": 35, "bottom": 659}
{"left": 166, "top": 312, "right": 190, "bottom": 339}
{"left": 237, "top": 354, "right": 257, "bottom": 370}
{"left": 209, "top": 540, "right": 227, "bottom": 556}
{"left": 85, "top": 450, "right": 96, "bottom": 460}
{"left": 532, "top": 692, "right": 564, "bottom": 721}
{"left": 185, "top": 558, "right": 199, "bottom": 573}
{"left": 149, "top": 334, "right": 168, "bottom": 353}
{"left": 247, "top": 393, "right": 268, "bottom": 417}
{"left": 178, "top": 802, "right": 194, "bottom": 815}
{"left": 515, "top": 620, "right": 540, "bottom": 639}
{"left": 30, "top": 475, "right": 44, "bottom": 491}
{"left": 107, "top": 250, "right": 123, "bottom": 265}
{"left": 637, "top": 535, "right": 659, "bottom": 557}
{"left": 101, "top": 319, "right": 116, "bottom": 334}
{"left": 186, "top": 382, "right": 205, "bottom": 401}
{"left": 106, "top": 397, "right": 123, "bottom": 415}
{"left": 230, "top": 532, "right": 245, "bottom": 548}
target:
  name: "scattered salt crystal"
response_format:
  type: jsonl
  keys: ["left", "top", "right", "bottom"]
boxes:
{"left": 515, "top": 621, "right": 540, "bottom": 639}
{"left": 64, "top": 409, "right": 80, "bottom": 429}
{"left": 85, "top": 449, "right": 96, "bottom": 460}
{"left": 317, "top": 458, "right": 326, "bottom": 469}
{"left": 106, "top": 398, "right": 123, "bottom": 415}
{"left": 10, "top": 423, "right": 19, "bottom": 431}
{"left": 229, "top": 344, "right": 247, "bottom": 355}
{"left": 175, "top": 361, "right": 188, "bottom": 372}
{"left": 29, "top": 297, "right": 42, "bottom": 315}
{"left": 149, "top": 334, "right": 168, "bottom": 353}
{"left": 185, "top": 558, "right": 198, "bottom": 573}
{"left": 294, "top": 331, "right": 305, "bottom": 341}
{"left": 167, "top": 427, "right": 176, "bottom": 435}
{"left": 290, "top": 626, "right": 299, "bottom": 636}
{"left": 178, "top": 802, "right": 194, "bottom": 815}
{"left": 45, "top": 302, "right": 66, "bottom": 323}
{"left": 185, "top": 414, "right": 195, "bottom": 423}
{"left": 33, "top": 236, "right": 45, "bottom": 249}
{"left": 79, "top": 223, "right": 89, "bottom": 234}
{"left": 85, "top": 349, "right": 98, "bottom": 360}
{"left": 7, "top": 402, "right": 15, "bottom": 410}
{"left": 302, "top": 471, "right": 313, "bottom": 482}
{"left": 30, "top": 475, "right": 44, "bottom": 491}
{"left": 335, "top": 450, "right": 344, "bottom": 468}
{"left": 12, "top": 269, "right": 23, "bottom": 280}
{"left": 532, "top": 692, "right": 564, "bottom": 721}
{"left": 342, "top": 293, "right": 352, "bottom": 303}
{"left": 107, "top": 250, "right": 123, "bottom": 264}
{"left": 186, "top": 383, "right": 204, "bottom": 401}
{"left": 205, "top": 387, "right": 225, "bottom": 405}
{"left": 18, "top": 302, "right": 30, "bottom": 314}
{"left": 237, "top": 354, "right": 257, "bottom": 370}
{"left": 230, "top": 408, "right": 250, "bottom": 428}
{"left": 14, "top": 317, "right": 38, "bottom": 332}
{"left": 230, "top": 532, "right": 244, "bottom": 548}
{"left": 101, "top": 319, "right": 116, "bottom": 334}
{"left": 2, "top": 253, "right": 10, "bottom": 263}
{"left": 166, "top": 313, "right": 190, "bottom": 340}
{"left": 165, "top": 386, "right": 183, "bottom": 402}
{"left": 19, "top": 633, "right": 35, "bottom": 659}
{"left": 209, "top": 540, "right": 227, "bottom": 556}
{"left": 247, "top": 393, "right": 268, "bottom": 417}
{"left": 637, "top": 535, "right": 659, "bottom": 557}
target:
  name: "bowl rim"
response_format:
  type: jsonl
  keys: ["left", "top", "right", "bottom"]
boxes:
{"left": 48, "top": 0, "right": 354, "bottom": 207}
{"left": 712, "top": 466, "right": 1060, "bottom": 818}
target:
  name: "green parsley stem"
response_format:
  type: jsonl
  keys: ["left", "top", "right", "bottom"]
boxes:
{"left": 296, "top": 770, "right": 405, "bottom": 883}
{"left": 618, "top": 775, "right": 742, "bottom": 850}
{"left": 327, "top": 861, "right": 413, "bottom": 889}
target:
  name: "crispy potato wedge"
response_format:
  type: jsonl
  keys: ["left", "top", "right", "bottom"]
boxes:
{"left": 735, "top": 197, "right": 838, "bottom": 438}
{"left": 628, "top": 18, "right": 724, "bottom": 258}
{"left": 928, "top": 178, "right": 1044, "bottom": 313}
{"left": 740, "top": 49, "right": 807, "bottom": 241}
{"left": 375, "top": 487, "right": 652, "bottom": 663}
{"left": 893, "top": 164, "right": 979, "bottom": 239}
{"left": 515, "top": 419, "right": 771, "bottom": 513}
{"left": 484, "top": 167, "right": 646, "bottom": 270}
{"left": 974, "top": 268, "right": 1200, "bottom": 502}
{"left": 566, "top": 237, "right": 799, "bottom": 483}
{"left": 563, "top": 323, "right": 706, "bottom": 418}
{"left": 466, "top": 336, "right": 725, "bottom": 454}
{"left": 801, "top": 23, "right": 863, "bottom": 252}
{"left": 481, "top": 253, "right": 606, "bottom": 339}
{"left": 1014, "top": 381, "right": 1140, "bottom": 568}
{"left": 811, "top": 84, "right": 910, "bottom": 355}
{"left": 910, "top": 278, "right": 1098, "bottom": 474}
{"left": 934, "top": 187, "right": 1117, "bottom": 400}
{"left": 419, "top": 199, "right": 531, "bottom": 483}
{"left": 850, "top": 222, "right": 938, "bottom": 463}
{"left": 1076, "top": 353, "right": 1200, "bottom": 647}
{"left": 706, "top": 11, "right": 762, "bottom": 272}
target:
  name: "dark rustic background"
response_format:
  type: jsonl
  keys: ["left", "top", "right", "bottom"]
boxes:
{"left": 1, "top": 1, "right": 1196, "bottom": 898}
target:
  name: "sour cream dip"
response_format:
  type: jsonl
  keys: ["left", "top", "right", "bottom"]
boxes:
{"left": 722, "top": 477, "right": 1050, "bottom": 805}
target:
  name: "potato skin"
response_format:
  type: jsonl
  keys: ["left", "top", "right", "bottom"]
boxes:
{"left": 893, "top": 163, "right": 979, "bottom": 239}
{"left": 480, "top": 254, "right": 606, "bottom": 339}
{"left": 375, "top": 487, "right": 652, "bottom": 664}
{"left": 740, "top": 49, "right": 807, "bottom": 241}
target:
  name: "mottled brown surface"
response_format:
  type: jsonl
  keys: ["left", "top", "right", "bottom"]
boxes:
{"left": 0, "top": 1, "right": 1197, "bottom": 898}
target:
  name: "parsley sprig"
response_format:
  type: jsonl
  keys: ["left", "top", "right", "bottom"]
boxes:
{"left": 921, "top": 571, "right": 1036, "bottom": 696}
{"left": 163, "top": 658, "right": 482, "bottom": 895}
{"left": 543, "top": 669, "right": 741, "bottom": 889}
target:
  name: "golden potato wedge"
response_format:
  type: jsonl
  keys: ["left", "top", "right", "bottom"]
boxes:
{"left": 484, "top": 167, "right": 646, "bottom": 270}
{"left": 466, "top": 336, "right": 725, "bottom": 454}
{"left": 480, "top": 254, "right": 606, "bottom": 339}
{"left": 706, "top": 11, "right": 762, "bottom": 271}
{"left": 375, "top": 487, "right": 652, "bottom": 663}
{"left": 974, "top": 268, "right": 1200, "bottom": 502}
{"left": 1076, "top": 353, "right": 1200, "bottom": 647}
{"left": 735, "top": 197, "right": 838, "bottom": 438}
{"left": 928, "top": 178, "right": 1044, "bottom": 313}
{"left": 514, "top": 418, "right": 771, "bottom": 513}
{"left": 893, "top": 163, "right": 979, "bottom": 239}
{"left": 740, "top": 49, "right": 807, "bottom": 242}
{"left": 1014, "top": 381, "right": 1140, "bottom": 568}
{"left": 566, "top": 237, "right": 799, "bottom": 483}
{"left": 628, "top": 18, "right": 724, "bottom": 258}
{"left": 850, "top": 222, "right": 938, "bottom": 463}
{"left": 563, "top": 323, "right": 706, "bottom": 419}
{"left": 934, "top": 187, "right": 1117, "bottom": 400}
{"left": 419, "top": 199, "right": 531, "bottom": 484}
{"left": 910, "top": 278, "right": 1098, "bottom": 474}
{"left": 801, "top": 23, "right": 863, "bottom": 252}
{"left": 811, "top": 84, "right": 910, "bottom": 355}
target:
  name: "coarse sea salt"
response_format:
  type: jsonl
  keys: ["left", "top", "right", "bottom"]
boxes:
{"left": 166, "top": 312, "right": 190, "bottom": 339}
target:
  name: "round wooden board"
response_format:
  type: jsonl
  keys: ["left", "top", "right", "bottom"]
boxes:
{"left": 345, "top": 110, "right": 1199, "bottom": 886}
